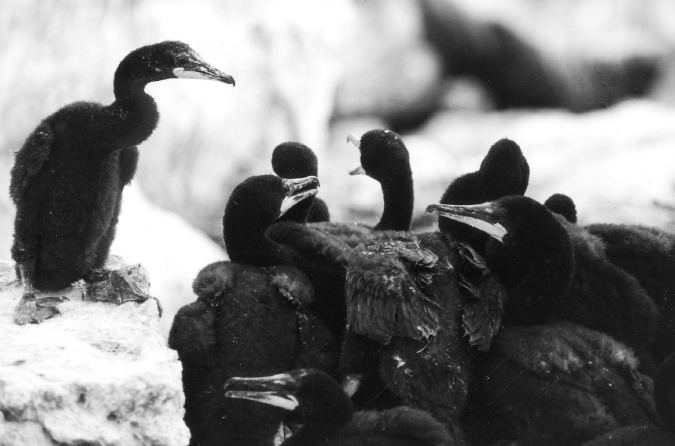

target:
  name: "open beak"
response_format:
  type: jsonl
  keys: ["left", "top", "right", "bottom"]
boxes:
{"left": 426, "top": 202, "right": 508, "bottom": 242}
{"left": 346, "top": 134, "right": 365, "bottom": 175}
{"left": 279, "top": 176, "right": 320, "bottom": 217}
{"left": 224, "top": 372, "right": 302, "bottom": 411}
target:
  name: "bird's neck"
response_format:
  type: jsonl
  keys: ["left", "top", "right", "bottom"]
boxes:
{"left": 224, "top": 218, "right": 293, "bottom": 267}
{"left": 375, "top": 170, "right": 414, "bottom": 231}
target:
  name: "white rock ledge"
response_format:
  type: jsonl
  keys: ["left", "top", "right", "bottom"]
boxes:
{"left": 0, "top": 260, "right": 189, "bottom": 446}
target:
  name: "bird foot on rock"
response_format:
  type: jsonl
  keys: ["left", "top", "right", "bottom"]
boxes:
{"left": 84, "top": 268, "right": 162, "bottom": 318}
{"left": 13, "top": 292, "right": 69, "bottom": 325}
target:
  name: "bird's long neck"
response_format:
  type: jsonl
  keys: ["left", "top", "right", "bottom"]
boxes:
{"left": 224, "top": 215, "right": 293, "bottom": 267}
{"left": 106, "top": 65, "right": 160, "bottom": 148}
{"left": 375, "top": 169, "right": 414, "bottom": 231}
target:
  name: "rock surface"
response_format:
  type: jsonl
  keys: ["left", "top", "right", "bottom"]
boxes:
{"left": 0, "top": 261, "right": 189, "bottom": 446}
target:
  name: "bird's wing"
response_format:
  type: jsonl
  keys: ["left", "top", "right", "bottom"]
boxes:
{"left": 266, "top": 221, "right": 352, "bottom": 268}
{"left": 308, "top": 221, "right": 374, "bottom": 248}
{"left": 268, "top": 266, "right": 315, "bottom": 308}
{"left": 345, "top": 239, "right": 441, "bottom": 344}
{"left": 191, "top": 261, "right": 238, "bottom": 308}
{"left": 455, "top": 242, "right": 506, "bottom": 351}
{"left": 9, "top": 122, "right": 54, "bottom": 203}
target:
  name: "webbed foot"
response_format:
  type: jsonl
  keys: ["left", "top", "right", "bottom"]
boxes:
{"left": 13, "top": 292, "right": 69, "bottom": 325}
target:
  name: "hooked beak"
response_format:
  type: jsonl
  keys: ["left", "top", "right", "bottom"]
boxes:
{"left": 173, "top": 50, "right": 235, "bottom": 85}
{"left": 279, "top": 176, "right": 320, "bottom": 217}
{"left": 224, "top": 372, "right": 303, "bottom": 411}
{"left": 426, "top": 202, "right": 508, "bottom": 242}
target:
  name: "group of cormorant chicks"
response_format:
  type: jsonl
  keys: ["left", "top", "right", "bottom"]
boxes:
{"left": 8, "top": 41, "right": 675, "bottom": 446}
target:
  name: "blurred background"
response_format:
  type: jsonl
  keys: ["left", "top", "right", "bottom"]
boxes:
{"left": 2, "top": 0, "right": 675, "bottom": 336}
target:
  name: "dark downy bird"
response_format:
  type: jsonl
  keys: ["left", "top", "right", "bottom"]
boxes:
{"left": 544, "top": 193, "right": 578, "bottom": 224}
{"left": 427, "top": 196, "right": 660, "bottom": 374}
{"left": 464, "top": 321, "right": 662, "bottom": 446}
{"left": 10, "top": 41, "right": 234, "bottom": 324}
{"left": 545, "top": 194, "right": 675, "bottom": 366}
{"left": 272, "top": 141, "right": 330, "bottom": 223}
{"left": 169, "top": 175, "right": 338, "bottom": 446}
{"left": 585, "top": 222, "right": 675, "bottom": 366}
{"left": 224, "top": 369, "right": 451, "bottom": 446}
{"left": 438, "top": 138, "right": 529, "bottom": 250}
{"left": 266, "top": 129, "right": 416, "bottom": 344}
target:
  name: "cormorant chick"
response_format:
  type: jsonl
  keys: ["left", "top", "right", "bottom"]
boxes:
{"left": 585, "top": 222, "right": 675, "bottom": 366}
{"left": 438, "top": 139, "right": 529, "bottom": 250}
{"left": 224, "top": 369, "right": 451, "bottom": 446}
{"left": 272, "top": 141, "right": 330, "bottom": 223}
{"left": 10, "top": 41, "right": 234, "bottom": 324}
{"left": 347, "top": 129, "right": 414, "bottom": 231}
{"left": 169, "top": 175, "right": 338, "bottom": 446}
{"left": 265, "top": 129, "right": 416, "bottom": 343}
{"left": 544, "top": 193, "right": 675, "bottom": 366}
{"left": 427, "top": 196, "right": 659, "bottom": 373}
{"left": 466, "top": 321, "right": 661, "bottom": 446}
{"left": 544, "top": 193, "right": 578, "bottom": 224}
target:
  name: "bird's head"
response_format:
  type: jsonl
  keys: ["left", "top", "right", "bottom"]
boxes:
{"left": 347, "top": 129, "right": 411, "bottom": 182}
{"left": 114, "top": 41, "right": 234, "bottom": 97}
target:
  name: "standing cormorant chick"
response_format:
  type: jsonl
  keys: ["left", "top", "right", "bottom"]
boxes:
{"left": 169, "top": 174, "right": 339, "bottom": 446}
{"left": 272, "top": 141, "right": 330, "bottom": 223}
{"left": 224, "top": 369, "right": 451, "bottom": 446}
{"left": 10, "top": 40, "right": 234, "bottom": 324}
{"left": 438, "top": 138, "right": 529, "bottom": 250}
{"left": 427, "top": 196, "right": 659, "bottom": 372}
{"left": 544, "top": 193, "right": 578, "bottom": 224}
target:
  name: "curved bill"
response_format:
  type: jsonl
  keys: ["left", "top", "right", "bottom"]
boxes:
{"left": 172, "top": 49, "right": 235, "bottom": 85}
{"left": 224, "top": 372, "right": 305, "bottom": 411}
{"left": 426, "top": 202, "right": 508, "bottom": 242}
{"left": 279, "top": 176, "right": 320, "bottom": 217}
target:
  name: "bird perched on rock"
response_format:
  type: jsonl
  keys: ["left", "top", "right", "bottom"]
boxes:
{"left": 272, "top": 141, "right": 330, "bottom": 223}
{"left": 224, "top": 368, "right": 452, "bottom": 446}
{"left": 169, "top": 175, "right": 338, "bottom": 446}
{"left": 10, "top": 40, "right": 234, "bottom": 324}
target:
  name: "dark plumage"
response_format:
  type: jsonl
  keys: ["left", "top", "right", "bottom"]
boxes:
{"left": 464, "top": 321, "right": 661, "bottom": 446}
{"left": 272, "top": 141, "right": 330, "bottom": 223}
{"left": 544, "top": 193, "right": 578, "bottom": 224}
{"left": 428, "top": 196, "right": 659, "bottom": 373}
{"left": 169, "top": 175, "right": 338, "bottom": 446}
{"left": 439, "top": 139, "right": 529, "bottom": 250}
{"left": 224, "top": 369, "right": 451, "bottom": 446}
{"left": 10, "top": 41, "right": 234, "bottom": 323}
{"left": 585, "top": 223, "right": 675, "bottom": 366}
{"left": 580, "top": 352, "right": 675, "bottom": 445}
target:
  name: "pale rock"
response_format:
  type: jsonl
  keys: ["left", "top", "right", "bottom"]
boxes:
{"left": 0, "top": 260, "right": 189, "bottom": 446}
{"left": 110, "top": 185, "right": 227, "bottom": 338}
